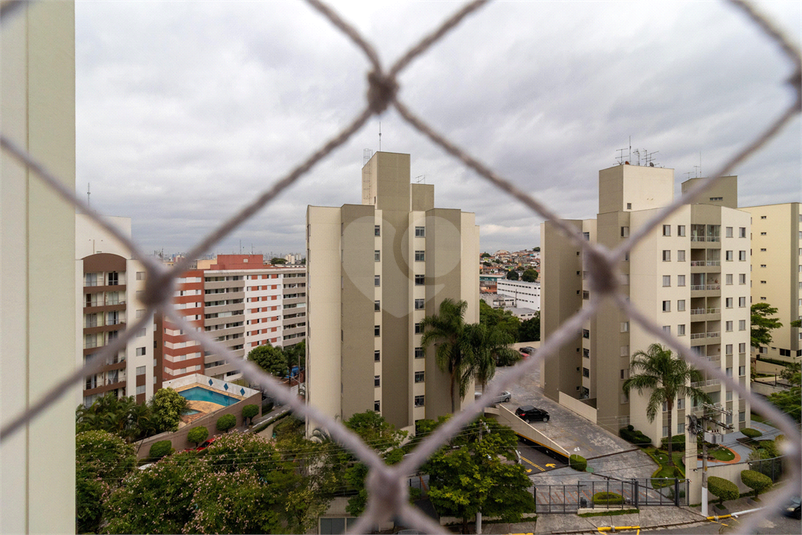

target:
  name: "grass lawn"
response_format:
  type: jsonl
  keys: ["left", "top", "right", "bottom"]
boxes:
{"left": 708, "top": 447, "right": 735, "bottom": 462}
{"left": 645, "top": 447, "right": 685, "bottom": 478}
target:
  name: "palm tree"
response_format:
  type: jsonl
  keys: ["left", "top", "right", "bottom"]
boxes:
{"left": 420, "top": 299, "right": 474, "bottom": 412}
{"left": 623, "top": 343, "right": 710, "bottom": 466}
{"left": 464, "top": 323, "right": 519, "bottom": 392}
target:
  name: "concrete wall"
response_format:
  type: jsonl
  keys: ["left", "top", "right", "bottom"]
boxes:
{"left": 135, "top": 393, "right": 261, "bottom": 459}
{"left": 558, "top": 392, "right": 598, "bottom": 424}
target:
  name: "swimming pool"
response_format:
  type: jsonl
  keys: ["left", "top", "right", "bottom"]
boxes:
{"left": 179, "top": 387, "right": 239, "bottom": 407}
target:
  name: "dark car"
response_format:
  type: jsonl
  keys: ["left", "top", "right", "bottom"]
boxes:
{"left": 783, "top": 495, "right": 801, "bottom": 520}
{"left": 515, "top": 405, "right": 550, "bottom": 423}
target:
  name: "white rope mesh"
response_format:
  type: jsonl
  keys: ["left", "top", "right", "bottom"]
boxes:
{"left": 1, "top": 0, "right": 799, "bottom": 533}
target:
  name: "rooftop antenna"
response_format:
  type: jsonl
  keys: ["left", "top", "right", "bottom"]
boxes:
{"left": 378, "top": 121, "right": 382, "bottom": 152}
{"left": 633, "top": 148, "right": 641, "bottom": 166}
{"left": 363, "top": 148, "right": 373, "bottom": 165}
{"left": 699, "top": 151, "right": 702, "bottom": 178}
{"left": 694, "top": 165, "right": 701, "bottom": 179}
{"left": 415, "top": 175, "right": 426, "bottom": 184}
{"left": 87, "top": 183, "right": 90, "bottom": 206}
{"left": 644, "top": 150, "right": 659, "bottom": 167}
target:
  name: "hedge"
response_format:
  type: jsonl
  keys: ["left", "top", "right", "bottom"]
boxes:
{"left": 741, "top": 428, "right": 762, "bottom": 439}
{"left": 740, "top": 469, "right": 772, "bottom": 498}
{"left": 569, "top": 454, "right": 587, "bottom": 472}
{"left": 619, "top": 426, "right": 652, "bottom": 446}
{"left": 148, "top": 440, "right": 172, "bottom": 460}
{"left": 242, "top": 404, "right": 259, "bottom": 425}
{"left": 660, "top": 434, "right": 686, "bottom": 452}
{"left": 216, "top": 414, "right": 237, "bottom": 432}
{"left": 187, "top": 426, "right": 209, "bottom": 446}
{"left": 592, "top": 492, "right": 624, "bottom": 505}
{"left": 707, "top": 476, "right": 739, "bottom": 506}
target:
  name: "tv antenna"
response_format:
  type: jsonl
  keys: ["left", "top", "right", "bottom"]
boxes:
{"left": 87, "top": 183, "right": 90, "bottom": 206}
{"left": 363, "top": 149, "right": 373, "bottom": 165}
{"left": 415, "top": 175, "right": 426, "bottom": 184}
{"left": 615, "top": 136, "right": 632, "bottom": 165}
{"left": 644, "top": 150, "right": 659, "bottom": 167}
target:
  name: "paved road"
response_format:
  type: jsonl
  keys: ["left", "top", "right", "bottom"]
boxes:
{"left": 518, "top": 438, "right": 567, "bottom": 474}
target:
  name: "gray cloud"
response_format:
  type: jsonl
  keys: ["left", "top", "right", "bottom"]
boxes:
{"left": 75, "top": 0, "right": 800, "bottom": 257}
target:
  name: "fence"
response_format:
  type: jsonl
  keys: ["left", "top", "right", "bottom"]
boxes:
{"left": 1, "top": 0, "right": 800, "bottom": 533}
{"left": 534, "top": 478, "right": 689, "bottom": 513}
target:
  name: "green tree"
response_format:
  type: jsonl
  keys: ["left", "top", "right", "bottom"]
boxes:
{"left": 790, "top": 318, "right": 801, "bottom": 328}
{"left": 751, "top": 303, "right": 783, "bottom": 348}
{"left": 242, "top": 404, "right": 259, "bottom": 425}
{"left": 464, "top": 323, "right": 518, "bottom": 390}
{"left": 506, "top": 269, "right": 519, "bottom": 280}
{"left": 76, "top": 393, "right": 153, "bottom": 442}
{"left": 216, "top": 414, "right": 237, "bottom": 433}
{"left": 187, "top": 426, "right": 209, "bottom": 447}
{"left": 270, "top": 257, "right": 287, "bottom": 264}
{"left": 767, "top": 368, "right": 801, "bottom": 422}
{"left": 479, "top": 300, "right": 520, "bottom": 341}
{"left": 481, "top": 252, "right": 490, "bottom": 258}
{"left": 622, "top": 344, "right": 710, "bottom": 466}
{"left": 533, "top": 247, "right": 540, "bottom": 252}
{"left": 422, "top": 417, "right": 535, "bottom": 533}
{"left": 150, "top": 388, "right": 189, "bottom": 433}
{"left": 521, "top": 268, "right": 538, "bottom": 282}
{"left": 283, "top": 340, "right": 306, "bottom": 374}
{"left": 518, "top": 312, "right": 540, "bottom": 342}
{"left": 248, "top": 344, "right": 287, "bottom": 377}
{"left": 421, "top": 299, "right": 473, "bottom": 412}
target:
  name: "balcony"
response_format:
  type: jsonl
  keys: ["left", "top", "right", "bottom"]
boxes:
{"left": 692, "top": 378, "right": 721, "bottom": 388}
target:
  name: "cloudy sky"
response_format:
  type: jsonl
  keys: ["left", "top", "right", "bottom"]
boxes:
{"left": 75, "top": 0, "right": 801, "bottom": 258}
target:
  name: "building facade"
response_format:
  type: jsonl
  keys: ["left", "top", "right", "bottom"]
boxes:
{"left": 497, "top": 279, "right": 541, "bottom": 311}
{"left": 741, "top": 203, "right": 802, "bottom": 364}
{"left": 542, "top": 164, "right": 751, "bottom": 443}
{"left": 77, "top": 214, "right": 157, "bottom": 406}
{"left": 158, "top": 255, "right": 306, "bottom": 382}
{"left": 306, "top": 151, "right": 480, "bottom": 433}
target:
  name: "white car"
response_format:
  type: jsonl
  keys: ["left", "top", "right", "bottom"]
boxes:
{"left": 475, "top": 391, "right": 512, "bottom": 404}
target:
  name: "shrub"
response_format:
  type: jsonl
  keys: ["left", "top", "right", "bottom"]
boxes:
{"left": 569, "top": 454, "right": 587, "bottom": 472}
{"left": 741, "top": 428, "right": 762, "bottom": 439}
{"left": 740, "top": 469, "right": 772, "bottom": 498}
{"left": 619, "top": 426, "right": 652, "bottom": 446}
{"left": 242, "top": 404, "right": 259, "bottom": 425}
{"left": 660, "top": 434, "right": 686, "bottom": 452}
{"left": 187, "top": 426, "right": 209, "bottom": 446}
{"left": 148, "top": 440, "right": 173, "bottom": 460}
{"left": 216, "top": 413, "right": 237, "bottom": 432}
{"left": 707, "top": 476, "right": 738, "bottom": 506}
{"left": 592, "top": 492, "right": 624, "bottom": 505}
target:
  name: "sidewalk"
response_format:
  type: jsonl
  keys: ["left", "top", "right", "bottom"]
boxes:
{"left": 530, "top": 506, "right": 705, "bottom": 534}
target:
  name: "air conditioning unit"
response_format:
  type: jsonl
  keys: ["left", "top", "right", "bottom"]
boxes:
{"left": 704, "top": 431, "right": 723, "bottom": 444}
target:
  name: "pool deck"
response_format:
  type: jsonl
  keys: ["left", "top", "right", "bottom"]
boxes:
{"left": 176, "top": 383, "right": 248, "bottom": 424}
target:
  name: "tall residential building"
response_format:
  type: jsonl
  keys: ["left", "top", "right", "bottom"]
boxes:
{"left": 76, "top": 214, "right": 157, "bottom": 406}
{"left": 542, "top": 164, "right": 751, "bottom": 443}
{"left": 1, "top": 2, "right": 76, "bottom": 530}
{"left": 497, "top": 279, "right": 541, "bottom": 311}
{"left": 742, "top": 203, "right": 802, "bottom": 363}
{"left": 158, "top": 255, "right": 306, "bottom": 382}
{"left": 306, "top": 151, "right": 480, "bottom": 433}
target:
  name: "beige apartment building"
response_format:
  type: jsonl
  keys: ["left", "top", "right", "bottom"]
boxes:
{"left": 306, "top": 151, "right": 479, "bottom": 434}
{"left": 542, "top": 164, "right": 751, "bottom": 444}
{"left": 741, "top": 203, "right": 802, "bottom": 363}
{"left": 76, "top": 214, "right": 157, "bottom": 406}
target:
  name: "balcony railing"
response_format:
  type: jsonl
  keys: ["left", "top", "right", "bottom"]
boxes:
{"left": 691, "top": 260, "right": 705, "bottom": 266}
{"left": 706, "top": 284, "right": 720, "bottom": 290}
{"left": 690, "top": 308, "right": 706, "bottom": 315}
{"left": 692, "top": 378, "right": 721, "bottom": 388}
{"left": 707, "top": 260, "right": 720, "bottom": 266}
{"left": 707, "top": 331, "right": 720, "bottom": 338}
{"left": 690, "top": 333, "right": 707, "bottom": 340}
{"left": 691, "top": 285, "right": 705, "bottom": 291}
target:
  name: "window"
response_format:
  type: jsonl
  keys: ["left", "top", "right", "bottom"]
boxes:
{"left": 137, "top": 328, "right": 146, "bottom": 338}
{"left": 739, "top": 343, "right": 746, "bottom": 354}
{"left": 374, "top": 325, "right": 380, "bottom": 336}
{"left": 415, "top": 226, "right": 425, "bottom": 237}
{"left": 414, "top": 371, "right": 424, "bottom": 383}
{"left": 725, "top": 250, "right": 733, "bottom": 261}
{"left": 620, "top": 226, "right": 629, "bottom": 237}
{"left": 739, "top": 297, "right": 746, "bottom": 307}
{"left": 739, "top": 320, "right": 746, "bottom": 331}
{"left": 136, "top": 347, "right": 146, "bottom": 356}
{"left": 662, "top": 275, "right": 671, "bottom": 287}
{"left": 761, "top": 231, "right": 767, "bottom": 235}
{"left": 583, "top": 329, "right": 590, "bottom": 339}
{"left": 760, "top": 248, "right": 767, "bottom": 252}
{"left": 414, "top": 322, "right": 423, "bottom": 334}
{"left": 85, "top": 273, "right": 98, "bottom": 286}
{"left": 136, "top": 366, "right": 146, "bottom": 375}
{"left": 739, "top": 251, "right": 747, "bottom": 261}
{"left": 136, "top": 271, "right": 146, "bottom": 280}
{"left": 662, "top": 225, "right": 671, "bottom": 236}
{"left": 620, "top": 322, "right": 629, "bottom": 332}
{"left": 375, "top": 275, "right": 380, "bottom": 287}
{"left": 739, "top": 366, "right": 746, "bottom": 376}
{"left": 374, "top": 225, "right": 381, "bottom": 236}
{"left": 725, "top": 344, "right": 733, "bottom": 355}
{"left": 678, "top": 225, "right": 686, "bottom": 237}
{"left": 725, "top": 297, "right": 733, "bottom": 308}
{"left": 662, "top": 325, "right": 671, "bottom": 334}
{"left": 739, "top": 227, "right": 746, "bottom": 238}
{"left": 415, "top": 347, "right": 424, "bottom": 359}
{"left": 726, "top": 368, "right": 733, "bottom": 377}
{"left": 136, "top": 385, "right": 146, "bottom": 395}
{"left": 677, "top": 250, "right": 686, "bottom": 262}
{"left": 375, "top": 300, "right": 381, "bottom": 311}
{"left": 726, "top": 321, "right": 733, "bottom": 332}
{"left": 677, "top": 299, "right": 685, "bottom": 311}
{"left": 626, "top": 203, "right": 632, "bottom": 210}
{"left": 374, "top": 375, "right": 380, "bottom": 387}
{"left": 414, "top": 298, "right": 425, "bottom": 310}
{"left": 739, "top": 274, "right": 746, "bottom": 285}
{"left": 662, "top": 250, "right": 671, "bottom": 262}
{"left": 662, "top": 426, "right": 670, "bottom": 438}
{"left": 677, "top": 324, "right": 686, "bottom": 336}
{"left": 620, "top": 345, "right": 629, "bottom": 357}
{"left": 374, "top": 350, "right": 380, "bottom": 362}
{"left": 662, "top": 300, "right": 671, "bottom": 312}
{"left": 375, "top": 250, "right": 380, "bottom": 262}
{"left": 415, "top": 250, "right": 425, "bottom": 262}
{"left": 677, "top": 398, "right": 685, "bottom": 410}
{"left": 582, "top": 367, "right": 590, "bottom": 378}
{"left": 414, "top": 274, "right": 425, "bottom": 286}
{"left": 583, "top": 231, "right": 590, "bottom": 241}
{"left": 760, "top": 264, "right": 766, "bottom": 268}
{"left": 726, "top": 227, "right": 733, "bottom": 238}
{"left": 414, "top": 395, "right": 425, "bottom": 408}
{"left": 726, "top": 274, "right": 733, "bottom": 285}
{"left": 374, "top": 401, "right": 380, "bottom": 412}
{"left": 678, "top": 275, "right": 686, "bottom": 287}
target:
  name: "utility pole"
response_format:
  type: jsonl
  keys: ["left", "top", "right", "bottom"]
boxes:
{"left": 692, "top": 403, "right": 733, "bottom": 516}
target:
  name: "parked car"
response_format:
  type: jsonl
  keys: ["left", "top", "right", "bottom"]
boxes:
{"left": 196, "top": 437, "right": 217, "bottom": 451}
{"left": 520, "top": 346, "right": 536, "bottom": 354}
{"left": 783, "top": 495, "right": 801, "bottom": 519}
{"left": 475, "top": 390, "right": 511, "bottom": 404}
{"left": 515, "top": 405, "right": 550, "bottom": 422}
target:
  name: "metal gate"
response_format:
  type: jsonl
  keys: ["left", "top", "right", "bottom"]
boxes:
{"left": 534, "top": 478, "right": 688, "bottom": 513}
